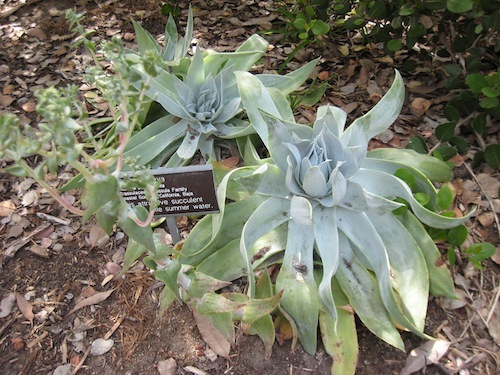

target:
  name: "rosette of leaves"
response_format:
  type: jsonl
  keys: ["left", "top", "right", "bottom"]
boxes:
{"left": 180, "top": 71, "right": 475, "bottom": 373}
{"left": 123, "top": 28, "right": 318, "bottom": 167}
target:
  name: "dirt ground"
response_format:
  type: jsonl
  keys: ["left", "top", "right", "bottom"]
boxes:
{"left": 0, "top": 0, "right": 499, "bottom": 374}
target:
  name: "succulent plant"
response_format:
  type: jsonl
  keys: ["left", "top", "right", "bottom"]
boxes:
{"left": 181, "top": 70, "right": 474, "bottom": 373}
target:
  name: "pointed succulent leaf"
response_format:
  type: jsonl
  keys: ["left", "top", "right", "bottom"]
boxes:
{"left": 397, "top": 211, "right": 456, "bottom": 298}
{"left": 366, "top": 210, "right": 429, "bottom": 331}
{"left": 342, "top": 71, "right": 405, "bottom": 151}
{"left": 313, "top": 206, "right": 339, "bottom": 322}
{"left": 241, "top": 197, "right": 291, "bottom": 296}
{"left": 352, "top": 169, "right": 475, "bottom": 229}
{"left": 336, "top": 234, "right": 405, "bottom": 350}
{"left": 276, "top": 214, "right": 319, "bottom": 355}
{"left": 319, "top": 277, "right": 358, "bottom": 375}
{"left": 367, "top": 148, "right": 453, "bottom": 182}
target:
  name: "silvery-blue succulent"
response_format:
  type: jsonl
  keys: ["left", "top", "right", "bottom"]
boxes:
{"left": 123, "top": 21, "right": 318, "bottom": 167}
{"left": 181, "top": 70, "right": 474, "bottom": 373}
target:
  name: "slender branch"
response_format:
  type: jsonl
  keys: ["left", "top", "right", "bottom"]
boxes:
{"left": 18, "top": 160, "right": 84, "bottom": 216}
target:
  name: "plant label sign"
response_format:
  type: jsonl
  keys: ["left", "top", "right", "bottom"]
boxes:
{"left": 121, "top": 164, "right": 219, "bottom": 216}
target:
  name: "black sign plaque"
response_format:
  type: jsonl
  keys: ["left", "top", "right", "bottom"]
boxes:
{"left": 121, "top": 164, "right": 219, "bottom": 217}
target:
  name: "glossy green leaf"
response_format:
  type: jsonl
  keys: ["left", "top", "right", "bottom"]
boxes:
{"left": 484, "top": 144, "right": 500, "bottom": 168}
{"left": 447, "top": 0, "right": 473, "bottom": 13}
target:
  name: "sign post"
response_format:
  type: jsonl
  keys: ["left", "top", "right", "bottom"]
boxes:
{"left": 121, "top": 164, "right": 219, "bottom": 243}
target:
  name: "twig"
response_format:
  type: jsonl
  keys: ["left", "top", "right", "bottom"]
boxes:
{"left": 72, "top": 345, "right": 91, "bottom": 374}
{"left": 463, "top": 162, "right": 500, "bottom": 239}
{"left": 2, "top": 223, "right": 51, "bottom": 260}
{"left": 0, "top": 0, "right": 43, "bottom": 18}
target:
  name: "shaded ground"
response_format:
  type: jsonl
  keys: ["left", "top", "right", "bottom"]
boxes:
{"left": 0, "top": 0, "right": 499, "bottom": 374}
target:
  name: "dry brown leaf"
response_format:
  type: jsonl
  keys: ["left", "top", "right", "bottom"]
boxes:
{"left": 192, "top": 310, "right": 231, "bottom": 358}
{"left": 0, "top": 94, "right": 15, "bottom": 107}
{"left": 317, "top": 71, "right": 329, "bottom": 80}
{"left": 400, "top": 340, "right": 451, "bottom": 375}
{"left": 0, "top": 200, "right": 15, "bottom": 216}
{"left": 477, "top": 212, "right": 495, "bottom": 227}
{"left": 16, "top": 292, "right": 34, "bottom": 324}
{"left": 21, "top": 100, "right": 37, "bottom": 113}
{"left": 86, "top": 224, "right": 109, "bottom": 249}
{"left": 476, "top": 173, "right": 499, "bottom": 199}
{"left": 67, "top": 289, "right": 115, "bottom": 315}
{"left": 410, "top": 97, "right": 432, "bottom": 117}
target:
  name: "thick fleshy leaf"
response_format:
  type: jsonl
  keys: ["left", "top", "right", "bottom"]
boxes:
{"left": 366, "top": 210, "right": 429, "bottom": 331}
{"left": 313, "top": 206, "right": 339, "bottom": 321}
{"left": 302, "top": 166, "right": 329, "bottom": 197}
{"left": 276, "top": 214, "right": 319, "bottom": 355}
{"left": 132, "top": 20, "right": 160, "bottom": 56}
{"left": 236, "top": 71, "right": 285, "bottom": 148}
{"left": 203, "top": 34, "right": 269, "bottom": 74}
{"left": 336, "top": 234, "right": 405, "bottom": 350}
{"left": 342, "top": 71, "right": 405, "bottom": 152}
{"left": 257, "top": 58, "right": 319, "bottom": 95}
{"left": 313, "top": 105, "right": 347, "bottom": 139}
{"left": 367, "top": 148, "right": 453, "bottom": 182}
{"left": 181, "top": 194, "right": 266, "bottom": 266}
{"left": 121, "top": 239, "right": 146, "bottom": 274}
{"left": 352, "top": 168, "right": 475, "bottom": 229}
{"left": 177, "top": 129, "right": 201, "bottom": 160}
{"left": 234, "top": 163, "right": 289, "bottom": 199}
{"left": 337, "top": 208, "right": 427, "bottom": 337}
{"left": 319, "top": 277, "right": 358, "bottom": 375}
{"left": 123, "top": 117, "right": 186, "bottom": 167}
{"left": 241, "top": 197, "right": 291, "bottom": 296}
{"left": 363, "top": 158, "right": 440, "bottom": 209}
{"left": 397, "top": 211, "right": 456, "bottom": 298}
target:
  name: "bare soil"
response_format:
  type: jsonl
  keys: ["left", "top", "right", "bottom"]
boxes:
{"left": 0, "top": 1, "right": 498, "bottom": 374}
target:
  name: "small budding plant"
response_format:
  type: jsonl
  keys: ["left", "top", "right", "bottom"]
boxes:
{"left": 0, "top": 8, "right": 484, "bottom": 375}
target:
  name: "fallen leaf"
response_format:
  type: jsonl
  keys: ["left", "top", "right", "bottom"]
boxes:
{"left": 410, "top": 97, "right": 432, "bottom": 117}
{"left": 16, "top": 292, "right": 34, "bottom": 324}
{"left": 21, "top": 190, "right": 39, "bottom": 206}
{"left": 476, "top": 173, "right": 499, "bottom": 199}
{"left": 11, "top": 337, "right": 24, "bottom": 351}
{"left": 67, "top": 289, "right": 115, "bottom": 315}
{"left": 491, "top": 247, "right": 500, "bottom": 265}
{"left": 192, "top": 310, "right": 230, "bottom": 358}
{"left": 400, "top": 340, "right": 451, "bottom": 375}
{"left": 90, "top": 338, "right": 114, "bottom": 355}
{"left": 158, "top": 358, "right": 177, "bottom": 375}
{"left": 0, "top": 94, "right": 15, "bottom": 107}
{"left": 86, "top": 224, "right": 109, "bottom": 249}
{"left": 477, "top": 212, "right": 495, "bottom": 227}
{"left": 0, "top": 200, "right": 15, "bottom": 216}
{"left": 21, "top": 100, "right": 37, "bottom": 113}
{"left": 0, "top": 292, "right": 16, "bottom": 318}
{"left": 317, "top": 71, "right": 330, "bottom": 80}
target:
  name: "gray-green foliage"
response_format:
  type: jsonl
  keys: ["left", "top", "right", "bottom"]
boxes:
{"left": 180, "top": 71, "right": 475, "bottom": 374}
